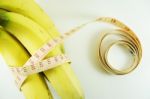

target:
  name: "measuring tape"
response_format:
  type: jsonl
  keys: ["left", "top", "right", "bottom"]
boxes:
{"left": 10, "top": 17, "right": 142, "bottom": 89}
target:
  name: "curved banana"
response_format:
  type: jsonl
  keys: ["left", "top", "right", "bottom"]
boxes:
{"left": 0, "top": 10, "right": 84, "bottom": 99}
{"left": 0, "top": 0, "right": 64, "bottom": 52}
{"left": 0, "top": 28, "right": 53, "bottom": 99}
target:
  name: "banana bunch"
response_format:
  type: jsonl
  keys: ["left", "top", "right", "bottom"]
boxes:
{"left": 0, "top": 0, "right": 84, "bottom": 99}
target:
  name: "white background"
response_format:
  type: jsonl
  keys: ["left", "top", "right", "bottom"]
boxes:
{"left": 0, "top": 0, "right": 150, "bottom": 99}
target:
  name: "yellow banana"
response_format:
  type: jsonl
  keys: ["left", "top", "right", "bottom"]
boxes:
{"left": 0, "top": 0, "right": 64, "bottom": 52}
{"left": 0, "top": 9, "right": 84, "bottom": 99}
{"left": 0, "top": 28, "right": 53, "bottom": 99}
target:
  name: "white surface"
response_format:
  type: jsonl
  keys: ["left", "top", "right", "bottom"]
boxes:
{"left": 0, "top": 0, "right": 150, "bottom": 99}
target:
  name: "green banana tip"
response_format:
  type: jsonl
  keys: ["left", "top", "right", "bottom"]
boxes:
{"left": 0, "top": 10, "right": 9, "bottom": 26}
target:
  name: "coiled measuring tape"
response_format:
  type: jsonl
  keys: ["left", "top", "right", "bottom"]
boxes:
{"left": 10, "top": 17, "right": 142, "bottom": 89}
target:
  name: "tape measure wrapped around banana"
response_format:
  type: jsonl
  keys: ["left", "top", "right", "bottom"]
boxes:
{"left": 0, "top": 0, "right": 83, "bottom": 99}
{"left": 0, "top": 0, "right": 142, "bottom": 99}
